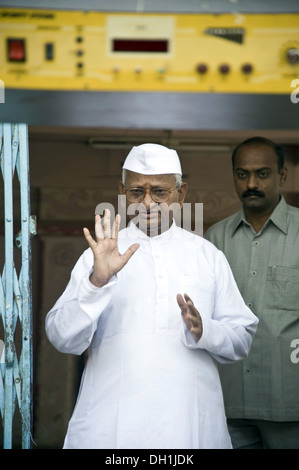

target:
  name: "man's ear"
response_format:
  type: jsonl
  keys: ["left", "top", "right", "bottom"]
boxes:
{"left": 279, "top": 167, "right": 287, "bottom": 187}
{"left": 178, "top": 182, "right": 188, "bottom": 207}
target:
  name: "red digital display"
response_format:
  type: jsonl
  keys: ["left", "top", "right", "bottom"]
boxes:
{"left": 113, "top": 39, "right": 168, "bottom": 53}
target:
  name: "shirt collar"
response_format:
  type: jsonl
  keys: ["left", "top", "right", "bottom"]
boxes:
{"left": 268, "top": 196, "right": 288, "bottom": 234}
{"left": 231, "top": 196, "right": 288, "bottom": 236}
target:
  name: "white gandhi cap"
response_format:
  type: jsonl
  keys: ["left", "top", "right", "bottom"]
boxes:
{"left": 122, "top": 143, "right": 182, "bottom": 175}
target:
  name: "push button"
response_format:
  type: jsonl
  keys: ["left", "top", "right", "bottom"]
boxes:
{"left": 7, "top": 38, "right": 26, "bottom": 62}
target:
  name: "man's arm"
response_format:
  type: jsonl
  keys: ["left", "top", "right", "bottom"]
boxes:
{"left": 177, "top": 249, "right": 258, "bottom": 363}
{"left": 45, "top": 210, "right": 139, "bottom": 355}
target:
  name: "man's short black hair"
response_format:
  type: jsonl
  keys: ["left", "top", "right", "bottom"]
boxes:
{"left": 232, "top": 136, "right": 285, "bottom": 172}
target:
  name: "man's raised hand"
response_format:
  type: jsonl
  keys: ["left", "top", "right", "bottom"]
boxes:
{"left": 83, "top": 209, "right": 139, "bottom": 287}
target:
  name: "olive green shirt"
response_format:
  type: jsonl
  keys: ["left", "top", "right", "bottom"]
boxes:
{"left": 205, "top": 197, "right": 299, "bottom": 421}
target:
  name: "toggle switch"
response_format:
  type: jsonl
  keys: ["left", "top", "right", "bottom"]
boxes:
{"left": 286, "top": 48, "right": 299, "bottom": 65}
{"left": 45, "top": 42, "right": 54, "bottom": 61}
{"left": 7, "top": 38, "right": 26, "bottom": 62}
{"left": 196, "top": 63, "right": 208, "bottom": 74}
{"left": 241, "top": 63, "right": 253, "bottom": 74}
{"left": 219, "top": 63, "right": 230, "bottom": 74}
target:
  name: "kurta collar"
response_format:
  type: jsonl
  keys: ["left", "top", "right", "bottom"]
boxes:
{"left": 126, "top": 219, "right": 178, "bottom": 241}
{"left": 231, "top": 196, "right": 288, "bottom": 236}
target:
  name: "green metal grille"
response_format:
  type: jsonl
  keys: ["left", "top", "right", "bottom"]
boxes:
{"left": 0, "top": 123, "right": 34, "bottom": 449}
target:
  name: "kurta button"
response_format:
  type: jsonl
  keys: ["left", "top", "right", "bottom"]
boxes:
{"left": 250, "top": 271, "right": 257, "bottom": 276}
{"left": 248, "top": 302, "right": 253, "bottom": 308}
{"left": 253, "top": 241, "right": 259, "bottom": 246}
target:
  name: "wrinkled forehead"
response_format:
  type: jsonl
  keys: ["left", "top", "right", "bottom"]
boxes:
{"left": 124, "top": 171, "right": 177, "bottom": 187}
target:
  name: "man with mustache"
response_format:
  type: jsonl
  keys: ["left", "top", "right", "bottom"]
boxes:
{"left": 205, "top": 136, "right": 299, "bottom": 449}
{"left": 45, "top": 143, "right": 258, "bottom": 449}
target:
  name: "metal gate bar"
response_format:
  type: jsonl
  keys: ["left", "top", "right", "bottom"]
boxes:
{"left": 0, "top": 123, "right": 33, "bottom": 449}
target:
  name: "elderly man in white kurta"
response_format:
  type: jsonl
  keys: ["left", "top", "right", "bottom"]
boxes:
{"left": 46, "top": 143, "right": 258, "bottom": 449}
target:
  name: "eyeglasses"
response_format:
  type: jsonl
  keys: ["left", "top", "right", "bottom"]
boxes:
{"left": 125, "top": 187, "right": 178, "bottom": 203}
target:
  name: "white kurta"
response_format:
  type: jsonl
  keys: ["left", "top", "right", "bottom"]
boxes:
{"left": 45, "top": 222, "right": 258, "bottom": 449}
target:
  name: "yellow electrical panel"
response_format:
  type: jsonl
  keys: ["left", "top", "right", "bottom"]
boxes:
{"left": 0, "top": 8, "right": 299, "bottom": 93}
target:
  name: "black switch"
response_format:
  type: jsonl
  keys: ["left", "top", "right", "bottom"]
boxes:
{"left": 45, "top": 42, "right": 54, "bottom": 60}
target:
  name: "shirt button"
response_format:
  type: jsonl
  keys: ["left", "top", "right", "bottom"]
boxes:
{"left": 250, "top": 271, "right": 257, "bottom": 276}
{"left": 253, "top": 241, "right": 259, "bottom": 246}
{"left": 248, "top": 302, "right": 253, "bottom": 308}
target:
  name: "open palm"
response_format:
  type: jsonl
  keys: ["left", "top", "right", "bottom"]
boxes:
{"left": 83, "top": 209, "right": 139, "bottom": 287}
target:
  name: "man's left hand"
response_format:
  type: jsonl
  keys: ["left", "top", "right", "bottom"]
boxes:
{"left": 177, "top": 293, "right": 203, "bottom": 342}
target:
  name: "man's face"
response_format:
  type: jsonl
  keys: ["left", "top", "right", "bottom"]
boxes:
{"left": 119, "top": 171, "right": 187, "bottom": 235}
{"left": 233, "top": 144, "right": 287, "bottom": 214}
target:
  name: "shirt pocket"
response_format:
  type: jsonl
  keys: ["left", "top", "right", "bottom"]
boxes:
{"left": 264, "top": 266, "right": 299, "bottom": 312}
{"left": 179, "top": 274, "right": 215, "bottom": 317}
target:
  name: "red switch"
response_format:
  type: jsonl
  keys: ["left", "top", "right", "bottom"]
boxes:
{"left": 7, "top": 38, "right": 26, "bottom": 62}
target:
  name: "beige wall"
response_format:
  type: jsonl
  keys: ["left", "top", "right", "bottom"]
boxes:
{"left": 29, "top": 128, "right": 299, "bottom": 229}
